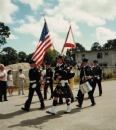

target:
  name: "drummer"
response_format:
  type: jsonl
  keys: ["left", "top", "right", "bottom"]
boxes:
{"left": 76, "top": 58, "right": 96, "bottom": 108}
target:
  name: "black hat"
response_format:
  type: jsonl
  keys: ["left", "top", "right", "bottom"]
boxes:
{"left": 56, "top": 55, "right": 63, "bottom": 59}
{"left": 45, "top": 61, "right": 51, "bottom": 65}
{"left": 82, "top": 58, "right": 88, "bottom": 62}
{"left": 93, "top": 60, "right": 98, "bottom": 63}
{"left": 29, "top": 60, "right": 36, "bottom": 64}
{"left": 19, "top": 69, "right": 22, "bottom": 71}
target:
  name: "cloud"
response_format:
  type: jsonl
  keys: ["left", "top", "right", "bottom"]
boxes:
{"left": 14, "top": 15, "right": 81, "bottom": 53}
{"left": 0, "top": 0, "right": 19, "bottom": 24}
{"left": 18, "top": 0, "right": 44, "bottom": 11}
{"left": 16, "top": 19, "right": 25, "bottom": 24}
{"left": 26, "top": 15, "right": 36, "bottom": 23}
{"left": 7, "top": 34, "right": 19, "bottom": 40}
{"left": 32, "top": 41, "right": 38, "bottom": 46}
{"left": 45, "top": 0, "right": 116, "bottom": 26}
{"left": 95, "top": 27, "right": 116, "bottom": 45}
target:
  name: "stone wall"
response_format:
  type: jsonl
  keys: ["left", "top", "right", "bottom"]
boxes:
{"left": 5, "top": 63, "right": 116, "bottom": 87}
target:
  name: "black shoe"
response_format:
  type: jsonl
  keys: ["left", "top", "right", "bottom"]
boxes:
{"left": 46, "top": 111, "right": 55, "bottom": 115}
{"left": 49, "top": 98, "right": 53, "bottom": 100}
{"left": 4, "top": 100, "right": 8, "bottom": 101}
{"left": 58, "top": 102, "right": 63, "bottom": 104}
{"left": 76, "top": 104, "right": 82, "bottom": 108}
{"left": 21, "top": 107, "right": 29, "bottom": 112}
{"left": 64, "top": 111, "right": 71, "bottom": 114}
{"left": 39, "top": 106, "right": 45, "bottom": 110}
{"left": 75, "top": 97, "right": 78, "bottom": 99}
{"left": 99, "top": 94, "right": 102, "bottom": 96}
{"left": 91, "top": 103, "right": 96, "bottom": 106}
{"left": 0, "top": 100, "right": 3, "bottom": 102}
{"left": 71, "top": 99, "right": 74, "bottom": 103}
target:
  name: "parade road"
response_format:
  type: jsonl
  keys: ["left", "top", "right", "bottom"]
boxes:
{"left": 0, "top": 80, "right": 116, "bottom": 130}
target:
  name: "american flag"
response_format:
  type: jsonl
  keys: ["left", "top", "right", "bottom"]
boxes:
{"left": 61, "top": 25, "right": 76, "bottom": 55}
{"left": 32, "top": 21, "right": 52, "bottom": 66}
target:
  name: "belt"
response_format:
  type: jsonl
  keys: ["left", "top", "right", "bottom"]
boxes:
{"left": 94, "top": 75, "right": 98, "bottom": 77}
{"left": 46, "top": 77, "right": 50, "bottom": 79}
{"left": 60, "top": 80, "right": 68, "bottom": 84}
{"left": 30, "top": 80, "right": 36, "bottom": 83}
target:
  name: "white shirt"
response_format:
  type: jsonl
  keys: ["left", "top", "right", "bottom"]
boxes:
{"left": 0, "top": 70, "right": 7, "bottom": 81}
{"left": 18, "top": 73, "right": 25, "bottom": 80}
{"left": 8, "top": 74, "right": 13, "bottom": 81}
{"left": 42, "top": 70, "right": 46, "bottom": 76}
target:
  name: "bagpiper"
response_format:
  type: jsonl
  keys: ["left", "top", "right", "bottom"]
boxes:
{"left": 46, "top": 55, "right": 75, "bottom": 114}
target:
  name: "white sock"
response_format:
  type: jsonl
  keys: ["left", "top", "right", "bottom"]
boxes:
{"left": 50, "top": 106, "right": 56, "bottom": 113}
{"left": 66, "top": 105, "right": 71, "bottom": 113}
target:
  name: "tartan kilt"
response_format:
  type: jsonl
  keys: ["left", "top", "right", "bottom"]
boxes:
{"left": 53, "top": 83, "right": 72, "bottom": 98}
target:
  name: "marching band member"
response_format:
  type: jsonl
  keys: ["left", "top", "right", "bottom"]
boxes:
{"left": 21, "top": 60, "right": 45, "bottom": 111}
{"left": 92, "top": 60, "right": 102, "bottom": 96}
{"left": 43, "top": 61, "right": 53, "bottom": 100}
{"left": 46, "top": 55, "right": 75, "bottom": 114}
{"left": 55, "top": 56, "right": 64, "bottom": 104}
{"left": 76, "top": 58, "right": 96, "bottom": 108}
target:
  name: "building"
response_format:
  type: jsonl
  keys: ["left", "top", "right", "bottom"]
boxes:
{"left": 75, "top": 49, "right": 116, "bottom": 67}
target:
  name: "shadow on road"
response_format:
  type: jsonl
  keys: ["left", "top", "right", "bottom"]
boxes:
{"left": 7, "top": 108, "right": 81, "bottom": 129}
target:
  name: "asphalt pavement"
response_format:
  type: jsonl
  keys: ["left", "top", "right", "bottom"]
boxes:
{"left": 0, "top": 80, "right": 116, "bottom": 130}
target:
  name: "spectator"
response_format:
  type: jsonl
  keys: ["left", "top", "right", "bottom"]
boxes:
{"left": 7, "top": 70, "right": 14, "bottom": 96}
{"left": 0, "top": 64, "right": 8, "bottom": 102}
{"left": 18, "top": 69, "right": 25, "bottom": 95}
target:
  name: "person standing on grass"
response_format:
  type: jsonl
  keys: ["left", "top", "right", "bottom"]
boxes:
{"left": 18, "top": 69, "right": 25, "bottom": 95}
{"left": 7, "top": 70, "right": 14, "bottom": 96}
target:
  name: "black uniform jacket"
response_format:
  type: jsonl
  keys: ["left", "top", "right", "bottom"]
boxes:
{"left": 45, "top": 67, "right": 53, "bottom": 83}
{"left": 29, "top": 67, "right": 41, "bottom": 83}
{"left": 92, "top": 66, "right": 102, "bottom": 78}
{"left": 54, "top": 64, "right": 75, "bottom": 81}
{"left": 80, "top": 65, "right": 93, "bottom": 84}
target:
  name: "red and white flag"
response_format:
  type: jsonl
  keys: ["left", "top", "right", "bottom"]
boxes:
{"left": 31, "top": 21, "right": 52, "bottom": 66}
{"left": 61, "top": 26, "right": 76, "bottom": 55}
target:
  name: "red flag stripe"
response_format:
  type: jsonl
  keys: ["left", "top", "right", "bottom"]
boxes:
{"left": 31, "top": 21, "right": 53, "bottom": 66}
{"left": 32, "top": 39, "right": 52, "bottom": 61}
{"left": 64, "top": 43, "right": 75, "bottom": 48}
{"left": 32, "top": 34, "right": 51, "bottom": 58}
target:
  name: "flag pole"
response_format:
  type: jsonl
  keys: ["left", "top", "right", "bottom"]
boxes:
{"left": 69, "top": 21, "right": 75, "bottom": 46}
{"left": 61, "top": 21, "right": 72, "bottom": 56}
{"left": 69, "top": 22, "right": 77, "bottom": 63}
{"left": 41, "top": 13, "right": 46, "bottom": 22}
{"left": 41, "top": 13, "right": 57, "bottom": 56}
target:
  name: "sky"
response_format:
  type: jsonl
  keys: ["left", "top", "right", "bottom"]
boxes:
{"left": 0, "top": 0, "right": 116, "bottom": 55}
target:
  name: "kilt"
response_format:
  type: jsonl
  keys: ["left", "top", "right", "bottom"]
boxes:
{"left": 53, "top": 83, "right": 72, "bottom": 98}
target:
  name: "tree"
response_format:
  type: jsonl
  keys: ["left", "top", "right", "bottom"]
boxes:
{"left": 1, "top": 47, "right": 18, "bottom": 66}
{"left": 44, "top": 49, "right": 58, "bottom": 66}
{"left": 75, "top": 43, "right": 86, "bottom": 51}
{"left": 0, "top": 22, "right": 10, "bottom": 47}
{"left": 91, "top": 42, "right": 101, "bottom": 50}
{"left": 102, "top": 39, "right": 116, "bottom": 50}
{"left": 112, "top": 39, "right": 116, "bottom": 49}
{"left": 18, "top": 51, "right": 27, "bottom": 62}
{"left": 26, "top": 53, "right": 34, "bottom": 63}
